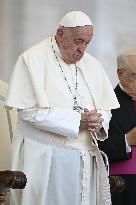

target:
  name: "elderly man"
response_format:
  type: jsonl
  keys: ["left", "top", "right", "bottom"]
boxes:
{"left": 5, "top": 11, "right": 119, "bottom": 205}
{"left": 99, "top": 50, "right": 136, "bottom": 205}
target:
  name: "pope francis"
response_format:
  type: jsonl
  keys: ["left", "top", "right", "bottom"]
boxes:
{"left": 5, "top": 11, "right": 119, "bottom": 205}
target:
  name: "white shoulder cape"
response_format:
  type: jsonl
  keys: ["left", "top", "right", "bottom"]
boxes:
{"left": 5, "top": 36, "right": 119, "bottom": 110}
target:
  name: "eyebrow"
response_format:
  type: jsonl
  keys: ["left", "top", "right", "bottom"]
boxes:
{"left": 74, "top": 38, "right": 90, "bottom": 44}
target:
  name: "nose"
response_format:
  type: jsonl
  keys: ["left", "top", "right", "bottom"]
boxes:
{"left": 77, "top": 43, "right": 86, "bottom": 54}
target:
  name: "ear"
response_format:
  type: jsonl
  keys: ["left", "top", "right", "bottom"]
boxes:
{"left": 117, "top": 68, "right": 125, "bottom": 80}
{"left": 56, "top": 28, "right": 63, "bottom": 39}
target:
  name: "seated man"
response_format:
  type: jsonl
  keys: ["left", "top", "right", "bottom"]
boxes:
{"left": 99, "top": 50, "right": 136, "bottom": 205}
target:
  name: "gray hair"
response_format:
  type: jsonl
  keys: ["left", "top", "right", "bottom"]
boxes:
{"left": 117, "top": 49, "right": 136, "bottom": 70}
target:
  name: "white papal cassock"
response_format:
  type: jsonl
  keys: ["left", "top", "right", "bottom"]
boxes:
{"left": 5, "top": 35, "right": 119, "bottom": 205}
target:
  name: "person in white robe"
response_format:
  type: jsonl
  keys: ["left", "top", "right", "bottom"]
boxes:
{"left": 5, "top": 11, "right": 119, "bottom": 205}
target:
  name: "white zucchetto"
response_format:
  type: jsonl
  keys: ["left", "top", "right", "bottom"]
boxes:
{"left": 59, "top": 11, "right": 93, "bottom": 27}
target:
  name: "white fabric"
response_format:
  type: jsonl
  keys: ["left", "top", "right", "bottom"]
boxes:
{"left": 5, "top": 35, "right": 118, "bottom": 205}
{"left": 101, "top": 110, "right": 112, "bottom": 137}
{"left": 59, "top": 11, "right": 93, "bottom": 27}
{"left": 5, "top": 36, "right": 119, "bottom": 110}
{"left": 56, "top": 63, "right": 94, "bottom": 109}
{"left": 11, "top": 116, "right": 111, "bottom": 205}
{"left": 10, "top": 130, "right": 98, "bottom": 205}
{"left": 125, "top": 134, "right": 131, "bottom": 153}
{"left": 18, "top": 106, "right": 81, "bottom": 139}
{"left": 19, "top": 108, "right": 111, "bottom": 142}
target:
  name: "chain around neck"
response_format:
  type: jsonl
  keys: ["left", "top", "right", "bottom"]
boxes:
{"left": 51, "top": 36, "right": 78, "bottom": 99}
{"left": 51, "top": 36, "right": 83, "bottom": 112}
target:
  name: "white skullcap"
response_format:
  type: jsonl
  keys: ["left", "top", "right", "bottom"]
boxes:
{"left": 59, "top": 11, "right": 93, "bottom": 27}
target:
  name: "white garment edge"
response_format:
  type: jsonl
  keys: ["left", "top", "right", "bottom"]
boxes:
{"left": 125, "top": 134, "right": 131, "bottom": 153}
{"left": 96, "top": 110, "right": 111, "bottom": 141}
{"left": 18, "top": 106, "right": 81, "bottom": 138}
{"left": 101, "top": 110, "right": 111, "bottom": 133}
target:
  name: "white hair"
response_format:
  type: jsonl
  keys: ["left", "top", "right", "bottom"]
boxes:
{"left": 117, "top": 49, "right": 136, "bottom": 70}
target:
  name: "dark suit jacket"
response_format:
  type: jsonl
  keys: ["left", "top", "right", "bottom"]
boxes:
{"left": 99, "top": 84, "right": 136, "bottom": 162}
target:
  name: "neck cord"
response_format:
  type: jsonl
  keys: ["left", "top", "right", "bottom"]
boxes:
{"left": 51, "top": 36, "right": 83, "bottom": 112}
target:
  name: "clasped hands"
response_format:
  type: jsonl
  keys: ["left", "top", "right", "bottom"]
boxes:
{"left": 79, "top": 108, "right": 104, "bottom": 132}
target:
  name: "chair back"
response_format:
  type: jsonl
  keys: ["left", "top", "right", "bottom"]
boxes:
{"left": 0, "top": 80, "right": 17, "bottom": 170}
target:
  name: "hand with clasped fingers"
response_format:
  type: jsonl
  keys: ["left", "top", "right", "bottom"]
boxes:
{"left": 79, "top": 108, "right": 104, "bottom": 132}
{"left": 126, "top": 127, "right": 136, "bottom": 146}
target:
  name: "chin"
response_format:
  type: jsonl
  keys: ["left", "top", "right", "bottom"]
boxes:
{"left": 72, "top": 55, "right": 82, "bottom": 63}
{"left": 68, "top": 59, "right": 78, "bottom": 64}
{"left": 73, "top": 57, "right": 82, "bottom": 64}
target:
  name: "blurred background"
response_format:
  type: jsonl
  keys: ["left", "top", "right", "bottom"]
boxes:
{"left": 0, "top": 0, "right": 136, "bottom": 87}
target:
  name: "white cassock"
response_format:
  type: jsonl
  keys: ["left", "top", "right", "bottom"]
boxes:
{"left": 5, "top": 35, "right": 119, "bottom": 205}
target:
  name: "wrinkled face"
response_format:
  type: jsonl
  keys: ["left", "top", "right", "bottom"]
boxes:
{"left": 117, "top": 55, "right": 136, "bottom": 100}
{"left": 56, "top": 25, "right": 93, "bottom": 64}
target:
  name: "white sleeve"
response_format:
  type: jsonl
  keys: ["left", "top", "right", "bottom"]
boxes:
{"left": 125, "top": 134, "right": 131, "bottom": 153}
{"left": 96, "top": 110, "right": 112, "bottom": 141}
{"left": 101, "top": 110, "right": 112, "bottom": 135}
{"left": 18, "top": 107, "right": 81, "bottom": 138}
